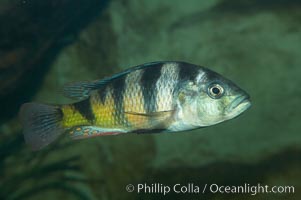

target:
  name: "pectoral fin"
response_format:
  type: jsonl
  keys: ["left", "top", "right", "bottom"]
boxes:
{"left": 124, "top": 110, "right": 174, "bottom": 131}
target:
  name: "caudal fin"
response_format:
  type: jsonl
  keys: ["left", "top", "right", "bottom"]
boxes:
{"left": 19, "top": 103, "right": 64, "bottom": 151}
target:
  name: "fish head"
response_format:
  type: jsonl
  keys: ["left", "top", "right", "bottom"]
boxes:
{"left": 178, "top": 67, "right": 251, "bottom": 127}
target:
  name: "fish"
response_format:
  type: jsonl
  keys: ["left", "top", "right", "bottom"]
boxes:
{"left": 19, "top": 61, "right": 251, "bottom": 150}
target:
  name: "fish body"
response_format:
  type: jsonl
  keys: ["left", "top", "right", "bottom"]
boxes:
{"left": 20, "top": 61, "right": 251, "bottom": 150}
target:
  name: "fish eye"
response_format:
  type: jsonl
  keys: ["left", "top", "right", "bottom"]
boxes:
{"left": 208, "top": 83, "right": 224, "bottom": 99}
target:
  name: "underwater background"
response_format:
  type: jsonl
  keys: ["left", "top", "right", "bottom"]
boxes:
{"left": 0, "top": 0, "right": 300, "bottom": 199}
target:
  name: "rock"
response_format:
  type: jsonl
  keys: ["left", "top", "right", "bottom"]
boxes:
{"left": 0, "top": 0, "right": 108, "bottom": 121}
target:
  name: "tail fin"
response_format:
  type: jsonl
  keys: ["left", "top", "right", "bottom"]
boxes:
{"left": 19, "top": 103, "right": 64, "bottom": 151}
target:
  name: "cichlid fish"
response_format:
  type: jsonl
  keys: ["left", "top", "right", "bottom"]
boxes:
{"left": 20, "top": 61, "right": 251, "bottom": 150}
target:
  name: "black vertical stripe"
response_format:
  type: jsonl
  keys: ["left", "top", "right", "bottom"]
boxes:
{"left": 111, "top": 74, "right": 127, "bottom": 123}
{"left": 73, "top": 97, "right": 95, "bottom": 123}
{"left": 98, "top": 85, "right": 108, "bottom": 104}
{"left": 140, "top": 63, "right": 163, "bottom": 113}
{"left": 178, "top": 62, "right": 199, "bottom": 82}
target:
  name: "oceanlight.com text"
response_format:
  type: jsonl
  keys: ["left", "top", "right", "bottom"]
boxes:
{"left": 125, "top": 183, "right": 295, "bottom": 196}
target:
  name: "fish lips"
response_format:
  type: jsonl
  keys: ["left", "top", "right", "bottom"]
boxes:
{"left": 227, "top": 94, "right": 251, "bottom": 115}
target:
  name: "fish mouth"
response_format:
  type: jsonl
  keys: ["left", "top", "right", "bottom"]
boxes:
{"left": 227, "top": 94, "right": 251, "bottom": 115}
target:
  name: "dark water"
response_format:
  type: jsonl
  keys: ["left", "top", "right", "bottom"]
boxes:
{"left": 0, "top": 0, "right": 300, "bottom": 199}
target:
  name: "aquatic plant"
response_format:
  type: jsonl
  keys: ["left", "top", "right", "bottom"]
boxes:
{"left": 0, "top": 132, "right": 96, "bottom": 200}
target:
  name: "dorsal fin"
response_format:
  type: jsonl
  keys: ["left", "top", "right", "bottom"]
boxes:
{"left": 62, "top": 80, "right": 107, "bottom": 101}
{"left": 62, "top": 61, "right": 167, "bottom": 100}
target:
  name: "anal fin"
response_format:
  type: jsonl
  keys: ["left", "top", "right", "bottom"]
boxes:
{"left": 69, "top": 126, "right": 126, "bottom": 139}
